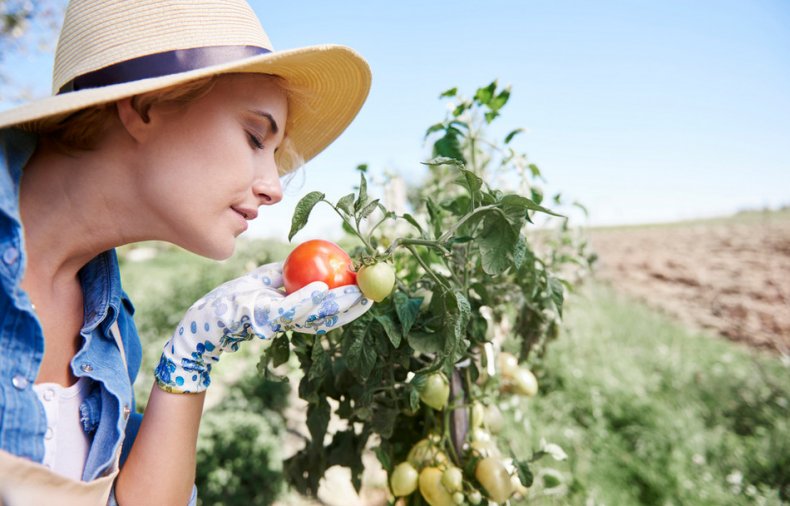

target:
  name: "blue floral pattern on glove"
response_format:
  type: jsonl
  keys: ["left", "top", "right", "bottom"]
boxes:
{"left": 154, "top": 262, "right": 371, "bottom": 393}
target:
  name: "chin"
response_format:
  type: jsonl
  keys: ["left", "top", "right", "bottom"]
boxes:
{"left": 179, "top": 237, "right": 236, "bottom": 261}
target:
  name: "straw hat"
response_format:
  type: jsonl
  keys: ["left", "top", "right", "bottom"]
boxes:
{"left": 0, "top": 0, "right": 371, "bottom": 173}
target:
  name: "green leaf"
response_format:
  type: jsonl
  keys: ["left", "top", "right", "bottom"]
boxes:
{"left": 354, "top": 172, "right": 369, "bottom": 212}
{"left": 442, "top": 290, "right": 471, "bottom": 356}
{"left": 406, "top": 330, "right": 443, "bottom": 354}
{"left": 513, "top": 458, "right": 534, "bottom": 487}
{"left": 439, "top": 87, "right": 458, "bottom": 98}
{"left": 306, "top": 396, "right": 330, "bottom": 444}
{"left": 500, "top": 194, "right": 564, "bottom": 219}
{"left": 474, "top": 81, "right": 497, "bottom": 106}
{"left": 372, "top": 405, "right": 398, "bottom": 439}
{"left": 484, "top": 110, "right": 499, "bottom": 124}
{"left": 409, "top": 387, "right": 420, "bottom": 412}
{"left": 374, "top": 313, "right": 402, "bottom": 348}
{"left": 342, "top": 319, "right": 377, "bottom": 381}
{"left": 421, "top": 156, "right": 464, "bottom": 167}
{"left": 308, "top": 335, "right": 330, "bottom": 384}
{"left": 374, "top": 446, "right": 392, "bottom": 473}
{"left": 478, "top": 213, "right": 519, "bottom": 275}
{"left": 271, "top": 333, "right": 290, "bottom": 367}
{"left": 457, "top": 168, "right": 483, "bottom": 195}
{"left": 489, "top": 87, "right": 510, "bottom": 112}
{"left": 401, "top": 213, "right": 424, "bottom": 235}
{"left": 433, "top": 130, "right": 464, "bottom": 162}
{"left": 504, "top": 128, "right": 524, "bottom": 144}
{"left": 336, "top": 193, "right": 355, "bottom": 215}
{"left": 359, "top": 198, "right": 380, "bottom": 219}
{"left": 393, "top": 292, "right": 421, "bottom": 336}
{"left": 424, "top": 122, "right": 445, "bottom": 139}
{"left": 288, "top": 191, "right": 324, "bottom": 241}
{"left": 528, "top": 163, "right": 541, "bottom": 178}
{"left": 425, "top": 198, "right": 443, "bottom": 239}
{"left": 548, "top": 276, "right": 565, "bottom": 317}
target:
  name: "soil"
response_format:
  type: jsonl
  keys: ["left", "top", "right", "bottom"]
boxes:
{"left": 588, "top": 210, "right": 790, "bottom": 353}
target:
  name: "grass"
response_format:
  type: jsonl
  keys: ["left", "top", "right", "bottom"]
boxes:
{"left": 502, "top": 282, "right": 789, "bottom": 505}
{"left": 587, "top": 206, "right": 790, "bottom": 233}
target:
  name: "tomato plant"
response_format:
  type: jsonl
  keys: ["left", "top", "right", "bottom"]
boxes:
{"left": 281, "top": 239, "right": 356, "bottom": 294}
{"left": 259, "top": 81, "right": 591, "bottom": 503}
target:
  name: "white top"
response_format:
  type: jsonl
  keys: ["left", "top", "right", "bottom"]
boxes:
{"left": 32, "top": 376, "right": 93, "bottom": 481}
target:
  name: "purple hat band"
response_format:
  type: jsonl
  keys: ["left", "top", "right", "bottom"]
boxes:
{"left": 57, "top": 45, "right": 271, "bottom": 94}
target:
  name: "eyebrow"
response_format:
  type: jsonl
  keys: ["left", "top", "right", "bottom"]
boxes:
{"left": 249, "top": 109, "right": 279, "bottom": 135}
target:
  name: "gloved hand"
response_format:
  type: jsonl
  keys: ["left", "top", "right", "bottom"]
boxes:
{"left": 154, "top": 261, "right": 370, "bottom": 393}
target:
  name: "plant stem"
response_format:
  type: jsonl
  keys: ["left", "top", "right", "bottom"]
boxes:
{"left": 406, "top": 245, "right": 449, "bottom": 290}
{"left": 327, "top": 202, "right": 376, "bottom": 254}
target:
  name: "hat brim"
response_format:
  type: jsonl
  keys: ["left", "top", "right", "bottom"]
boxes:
{"left": 0, "top": 44, "right": 371, "bottom": 174}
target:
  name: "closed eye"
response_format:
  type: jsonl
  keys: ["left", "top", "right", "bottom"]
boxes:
{"left": 247, "top": 131, "right": 265, "bottom": 150}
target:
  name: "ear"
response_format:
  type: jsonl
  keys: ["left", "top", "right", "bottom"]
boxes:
{"left": 116, "top": 97, "right": 152, "bottom": 143}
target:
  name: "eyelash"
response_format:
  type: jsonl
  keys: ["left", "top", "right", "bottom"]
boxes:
{"left": 247, "top": 131, "right": 265, "bottom": 150}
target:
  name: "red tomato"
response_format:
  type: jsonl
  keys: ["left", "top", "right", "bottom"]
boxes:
{"left": 282, "top": 240, "right": 356, "bottom": 294}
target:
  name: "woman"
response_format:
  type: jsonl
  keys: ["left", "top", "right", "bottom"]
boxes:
{"left": 0, "top": 0, "right": 372, "bottom": 504}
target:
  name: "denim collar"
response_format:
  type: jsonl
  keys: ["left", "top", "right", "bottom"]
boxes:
{"left": 1, "top": 127, "right": 123, "bottom": 336}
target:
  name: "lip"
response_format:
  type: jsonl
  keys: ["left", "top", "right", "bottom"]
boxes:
{"left": 231, "top": 206, "right": 258, "bottom": 221}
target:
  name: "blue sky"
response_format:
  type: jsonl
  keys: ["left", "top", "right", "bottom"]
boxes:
{"left": 2, "top": 0, "right": 788, "bottom": 240}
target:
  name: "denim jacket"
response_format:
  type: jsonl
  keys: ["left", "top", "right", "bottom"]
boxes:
{"left": 0, "top": 128, "right": 196, "bottom": 504}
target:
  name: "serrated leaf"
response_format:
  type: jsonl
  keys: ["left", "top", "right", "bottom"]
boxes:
{"left": 288, "top": 191, "right": 324, "bottom": 241}
{"left": 271, "top": 333, "right": 290, "bottom": 367}
{"left": 336, "top": 192, "right": 355, "bottom": 215}
{"left": 421, "top": 156, "right": 463, "bottom": 167}
{"left": 500, "top": 194, "right": 564, "bottom": 219}
{"left": 393, "top": 292, "right": 421, "bottom": 335}
{"left": 359, "top": 198, "right": 380, "bottom": 219}
{"left": 505, "top": 128, "right": 524, "bottom": 144}
{"left": 354, "top": 172, "right": 368, "bottom": 212}
{"left": 443, "top": 290, "right": 471, "bottom": 355}
{"left": 342, "top": 319, "right": 377, "bottom": 381}
{"left": 306, "top": 396, "right": 330, "bottom": 443}
{"left": 374, "top": 313, "right": 402, "bottom": 348}
{"left": 308, "top": 335, "right": 330, "bottom": 383}
{"left": 457, "top": 168, "right": 483, "bottom": 195}
{"left": 478, "top": 213, "right": 519, "bottom": 275}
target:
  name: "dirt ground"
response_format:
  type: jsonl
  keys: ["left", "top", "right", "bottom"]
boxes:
{"left": 588, "top": 210, "right": 790, "bottom": 353}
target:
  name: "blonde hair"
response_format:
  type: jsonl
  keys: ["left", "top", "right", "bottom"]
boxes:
{"left": 41, "top": 73, "right": 308, "bottom": 175}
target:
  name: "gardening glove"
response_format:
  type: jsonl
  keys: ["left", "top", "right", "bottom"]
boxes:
{"left": 154, "top": 261, "right": 371, "bottom": 393}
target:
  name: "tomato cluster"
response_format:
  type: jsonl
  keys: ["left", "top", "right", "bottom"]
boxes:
{"left": 386, "top": 355, "right": 539, "bottom": 505}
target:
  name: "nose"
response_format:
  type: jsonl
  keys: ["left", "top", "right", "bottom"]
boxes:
{"left": 253, "top": 159, "right": 283, "bottom": 205}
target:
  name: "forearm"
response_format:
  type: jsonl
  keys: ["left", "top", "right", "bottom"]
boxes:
{"left": 114, "top": 383, "right": 205, "bottom": 506}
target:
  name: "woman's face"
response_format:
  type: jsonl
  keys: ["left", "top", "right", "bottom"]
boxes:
{"left": 133, "top": 74, "right": 287, "bottom": 259}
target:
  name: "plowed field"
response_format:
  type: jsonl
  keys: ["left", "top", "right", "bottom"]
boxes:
{"left": 589, "top": 210, "right": 790, "bottom": 353}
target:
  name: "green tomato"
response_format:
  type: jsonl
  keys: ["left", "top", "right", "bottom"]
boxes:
{"left": 474, "top": 457, "right": 513, "bottom": 504}
{"left": 419, "top": 467, "right": 456, "bottom": 506}
{"left": 497, "top": 351, "right": 520, "bottom": 378}
{"left": 356, "top": 262, "right": 395, "bottom": 302}
{"left": 419, "top": 373, "right": 450, "bottom": 410}
{"left": 484, "top": 404, "right": 504, "bottom": 434}
{"left": 441, "top": 466, "right": 463, "bottom": 492}
{"left": 390, "top": 461, "right": 419, "bottom": 497}
{"left": 407, "top": 438, "right": 447, "bottom": 469}
{"left": 470, "top": 401, "right": 485, "bottom": 429}
{"left": 468, "top": 490, "right": 482, "bottom": 505}
{"left": 511, "top": 367, "right": 538, "bottom": 397}
{"left": 452, "top": 491, "right": 465, "bottom": 505}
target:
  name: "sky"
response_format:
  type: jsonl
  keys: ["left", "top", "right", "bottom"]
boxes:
{"left": 1, "top": 0, "right": 788, "bottom": 241}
